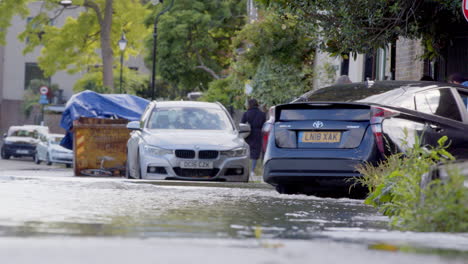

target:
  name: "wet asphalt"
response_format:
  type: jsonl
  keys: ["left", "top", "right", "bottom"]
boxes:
{"left": 0, "top": 158, "right": 467, "bottom": 264}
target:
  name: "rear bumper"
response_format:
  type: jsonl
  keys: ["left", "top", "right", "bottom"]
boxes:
{"left": 263, "top": 158, "right": 362, "bottom": 186}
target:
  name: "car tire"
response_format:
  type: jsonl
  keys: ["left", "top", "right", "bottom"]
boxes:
{"left": 1, "top": 148, "right": 10, "bottom": 160}
{"left": 126, "top": 157, "right": 134, "bottom": 179}
{"left": 34, "top": 152, "right": 41, "bottom": 164}
{"left": 46, "top": 153, "right": 52, "bottom": 166}
{"left": 135, "top": 149, "right": 142, "bottom": 179}
{"left": 275, "top": 185, "right": 299, "bottom": 195}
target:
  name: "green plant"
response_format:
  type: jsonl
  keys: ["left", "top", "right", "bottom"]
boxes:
{"left": 355, "top": 133, "right": 467, "bottom": 232}
{"left": 201, "top": 75, "right": 246, "bottom": 109}
{"left": 74, "top": 70, "right": 150, "bottom": 96}
{"left": 22, "top": 79, "right": 59, "bottom": 117}
{"left": 404, "top": 167, "right": 468, "bottom": 232}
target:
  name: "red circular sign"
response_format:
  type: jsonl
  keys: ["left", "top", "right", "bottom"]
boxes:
{"left": 463, "top": 0, "right": 468, "bottom": 22}
{"left": 39, "top": 86, "right": 49, "bottom": 95}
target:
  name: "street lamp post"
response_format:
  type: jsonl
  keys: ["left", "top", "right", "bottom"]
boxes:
{"left": 118, "top": 33, "right": 127, "bottom": 94}
{"left": 150, "top": 0, "right": 175, "bottom": 101}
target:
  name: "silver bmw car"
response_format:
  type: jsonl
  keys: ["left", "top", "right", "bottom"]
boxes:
{"left": 126, "top": 101, "right": 251, "bottom": 181}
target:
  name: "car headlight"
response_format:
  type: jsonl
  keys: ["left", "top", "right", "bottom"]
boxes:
{"left": 143, "top": 145, "right": 173, "bottom": 156}
{"left": 220, "top": 147, "right": 248, "bottom": 157}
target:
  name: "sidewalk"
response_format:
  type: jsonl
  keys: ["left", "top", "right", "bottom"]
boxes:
{"left": 249, "top": 174, "right": 264, "bottom": 183}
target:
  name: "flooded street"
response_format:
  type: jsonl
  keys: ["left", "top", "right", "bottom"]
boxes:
{"left": 0, "top": 159, "right": 467, "bottom": 263}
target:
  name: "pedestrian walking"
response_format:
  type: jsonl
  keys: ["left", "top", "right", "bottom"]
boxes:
{"left": 241, "top": 99, "right": 266, "bottom": 179}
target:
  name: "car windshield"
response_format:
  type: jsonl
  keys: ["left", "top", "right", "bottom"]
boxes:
{"left": 147, "top": 107, "right": 233, "bottom": 130}
{"left": 50, "top": 137, "right": 63, "bottom": 144}
{"left": 10, "top": 130, "right": 38, "bottom": 138}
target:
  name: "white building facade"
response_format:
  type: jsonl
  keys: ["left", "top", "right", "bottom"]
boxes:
{"left": 0, "top": 2, "right": 149, "bottom": 134}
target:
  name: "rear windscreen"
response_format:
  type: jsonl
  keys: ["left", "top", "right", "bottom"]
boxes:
{"left": 280, "top": 109, "right": 370, "bottom": 121}
{"left": 302, "top": 81, "right": 409, "bottom": 102}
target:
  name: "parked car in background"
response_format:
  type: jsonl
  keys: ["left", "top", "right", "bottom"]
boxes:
{"left": 126, "top": 101, "right": 251, "bottom": 181}
{"left": 35, "top": 133, "right": 73, "bottom": 168}
{"left": 263, "top": 81, "right": 468, "bottom": 195}
{"left": 1, "top": 125, "right": 49, "bottom": 160}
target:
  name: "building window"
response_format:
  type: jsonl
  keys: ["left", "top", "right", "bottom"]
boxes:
{"left": 24, "top": 63, "right": 50, "bottom": 90}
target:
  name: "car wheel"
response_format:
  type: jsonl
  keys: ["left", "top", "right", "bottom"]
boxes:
{"left": 136, "top": 150, "right": 142, "bottom": 179}
{"left": 126, "top": 158, "right": 134, "bottom": 179}
{"left": 34, "top": 152, "right": 41, "bottom": 164}
{"left": 1, "top": 148, "right": 10, "bottom": 160}
{"left": 275, "top": 185, "right": 299, "bottom": 195}
{"left": 46, "top": 153, "right": 52, "bottom": 166}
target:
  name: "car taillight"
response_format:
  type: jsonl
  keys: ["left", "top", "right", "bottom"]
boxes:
{"left": 262, "top": 122, "right": 272, "bottom": 153}
{"left": 262, "top": 106, "right": 276, "bottom": 153}
{"left": 370, "top": 106, "right": 398, "bottom": 155}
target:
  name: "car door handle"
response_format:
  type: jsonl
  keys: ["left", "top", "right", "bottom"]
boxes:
{"left": 429, "top": 124, "right": 443, "bottom": 133}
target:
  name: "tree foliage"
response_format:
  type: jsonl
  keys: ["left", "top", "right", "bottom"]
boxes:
{"left": 146, "top": 0, "right": 246, "bottom": 98}
{"left": 229, "top": 10, "right": 316, "bottom": 106}
{"left": 201, "top": 75, "right": 246, "bottom": 109}
{"left": 0, "top": 0, "right": 149, "bottom": 91}
{"left": 73, "top": 69, "right": 148, "bottom": 95}
{"left": 263, "top": 0, "right": 464, "bottom": 59}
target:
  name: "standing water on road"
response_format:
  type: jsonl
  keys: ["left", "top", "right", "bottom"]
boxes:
{"left": 0, "top": 174, "right": 467, "bottom": 262}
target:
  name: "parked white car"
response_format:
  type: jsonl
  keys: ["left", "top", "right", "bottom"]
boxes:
{"left": 35, "top": 133, "right": 73, "bottom": 168}
{"left": 126, "top": 101, "right": 251, "bottom": 181}
{"left": 1, "top": 125, "right": 49, "bottom": 160}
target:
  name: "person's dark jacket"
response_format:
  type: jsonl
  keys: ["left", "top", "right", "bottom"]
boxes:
{"left": 241, "top": 107, "right": 266, "bottom": 159}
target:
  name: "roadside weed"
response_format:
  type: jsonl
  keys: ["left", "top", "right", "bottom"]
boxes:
{"left": 355, "top": 134, "right": 468, "bottom": 232}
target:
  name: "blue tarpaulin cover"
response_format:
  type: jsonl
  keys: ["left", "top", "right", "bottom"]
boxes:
{"left": 60, "top": 90, "right": 150, "bottom": 149}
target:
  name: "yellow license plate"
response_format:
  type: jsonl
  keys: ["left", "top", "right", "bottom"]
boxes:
{"left": 301, "top": 131, "right": 341, "bottom": 143}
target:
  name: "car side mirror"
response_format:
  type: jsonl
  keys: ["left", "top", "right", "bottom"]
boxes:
{"left": 126, "top": 121, "right": 141, "bottom": 131}
{"left": 239, "top": 123, "right": 251, "bottom": 138}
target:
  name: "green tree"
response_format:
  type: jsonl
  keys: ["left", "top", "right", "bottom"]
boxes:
{"left": 73, "top": 69, "right": 153, "bottom": 96}
{"left": 201, "top": 75, "right": 246, "bottom": 109}
{"left": 263, "top": 0, "right": 463, "bottom": 59}
{"left": 146, "top": 0, "right": 246, "bottom": 98}
{"left": 229, "top": 10, "right": 316, "bottom": 106}
{"left": 0, "top": 0, "right": 149, "bottom": 91}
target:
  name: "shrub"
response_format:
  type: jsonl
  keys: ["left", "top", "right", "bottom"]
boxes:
{"left": 355, "top": 134, "right": 468, "bottom": 232}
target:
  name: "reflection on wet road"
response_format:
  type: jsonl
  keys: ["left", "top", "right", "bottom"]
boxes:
{"left": 0, "top": 174, "right": 467, "bottom": 261}
{"left": 0, "top": 177, "right": 385, "bottom": 238}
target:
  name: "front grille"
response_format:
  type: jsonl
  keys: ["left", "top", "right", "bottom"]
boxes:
{"left": 173, "top": 167, "right": 219, "bottom": 178}
{"left": 199, "top": 150, "right": 219, "bottom": 159}
{"left": 5, "top": 143, "right": 36, "bottom": 150}
{"left": 175, "top": 149, "right": 195, "bottom": 159}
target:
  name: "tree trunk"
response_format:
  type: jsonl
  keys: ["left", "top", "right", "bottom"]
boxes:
{"left": 100, "top": 0, "right": 114, "bottom": 91}
{"left": 84, "top": 0, "right": 114, "bottom": 91}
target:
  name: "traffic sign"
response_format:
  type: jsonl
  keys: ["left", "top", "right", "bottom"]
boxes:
{"left": 464, "top": 0, "right": 468, "bottom": 22}
{"left": 39, "top": 94, "right": 49, "bottom": 105}
{"left": 39, "top": 86, "right": 49, "bottom": 95}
